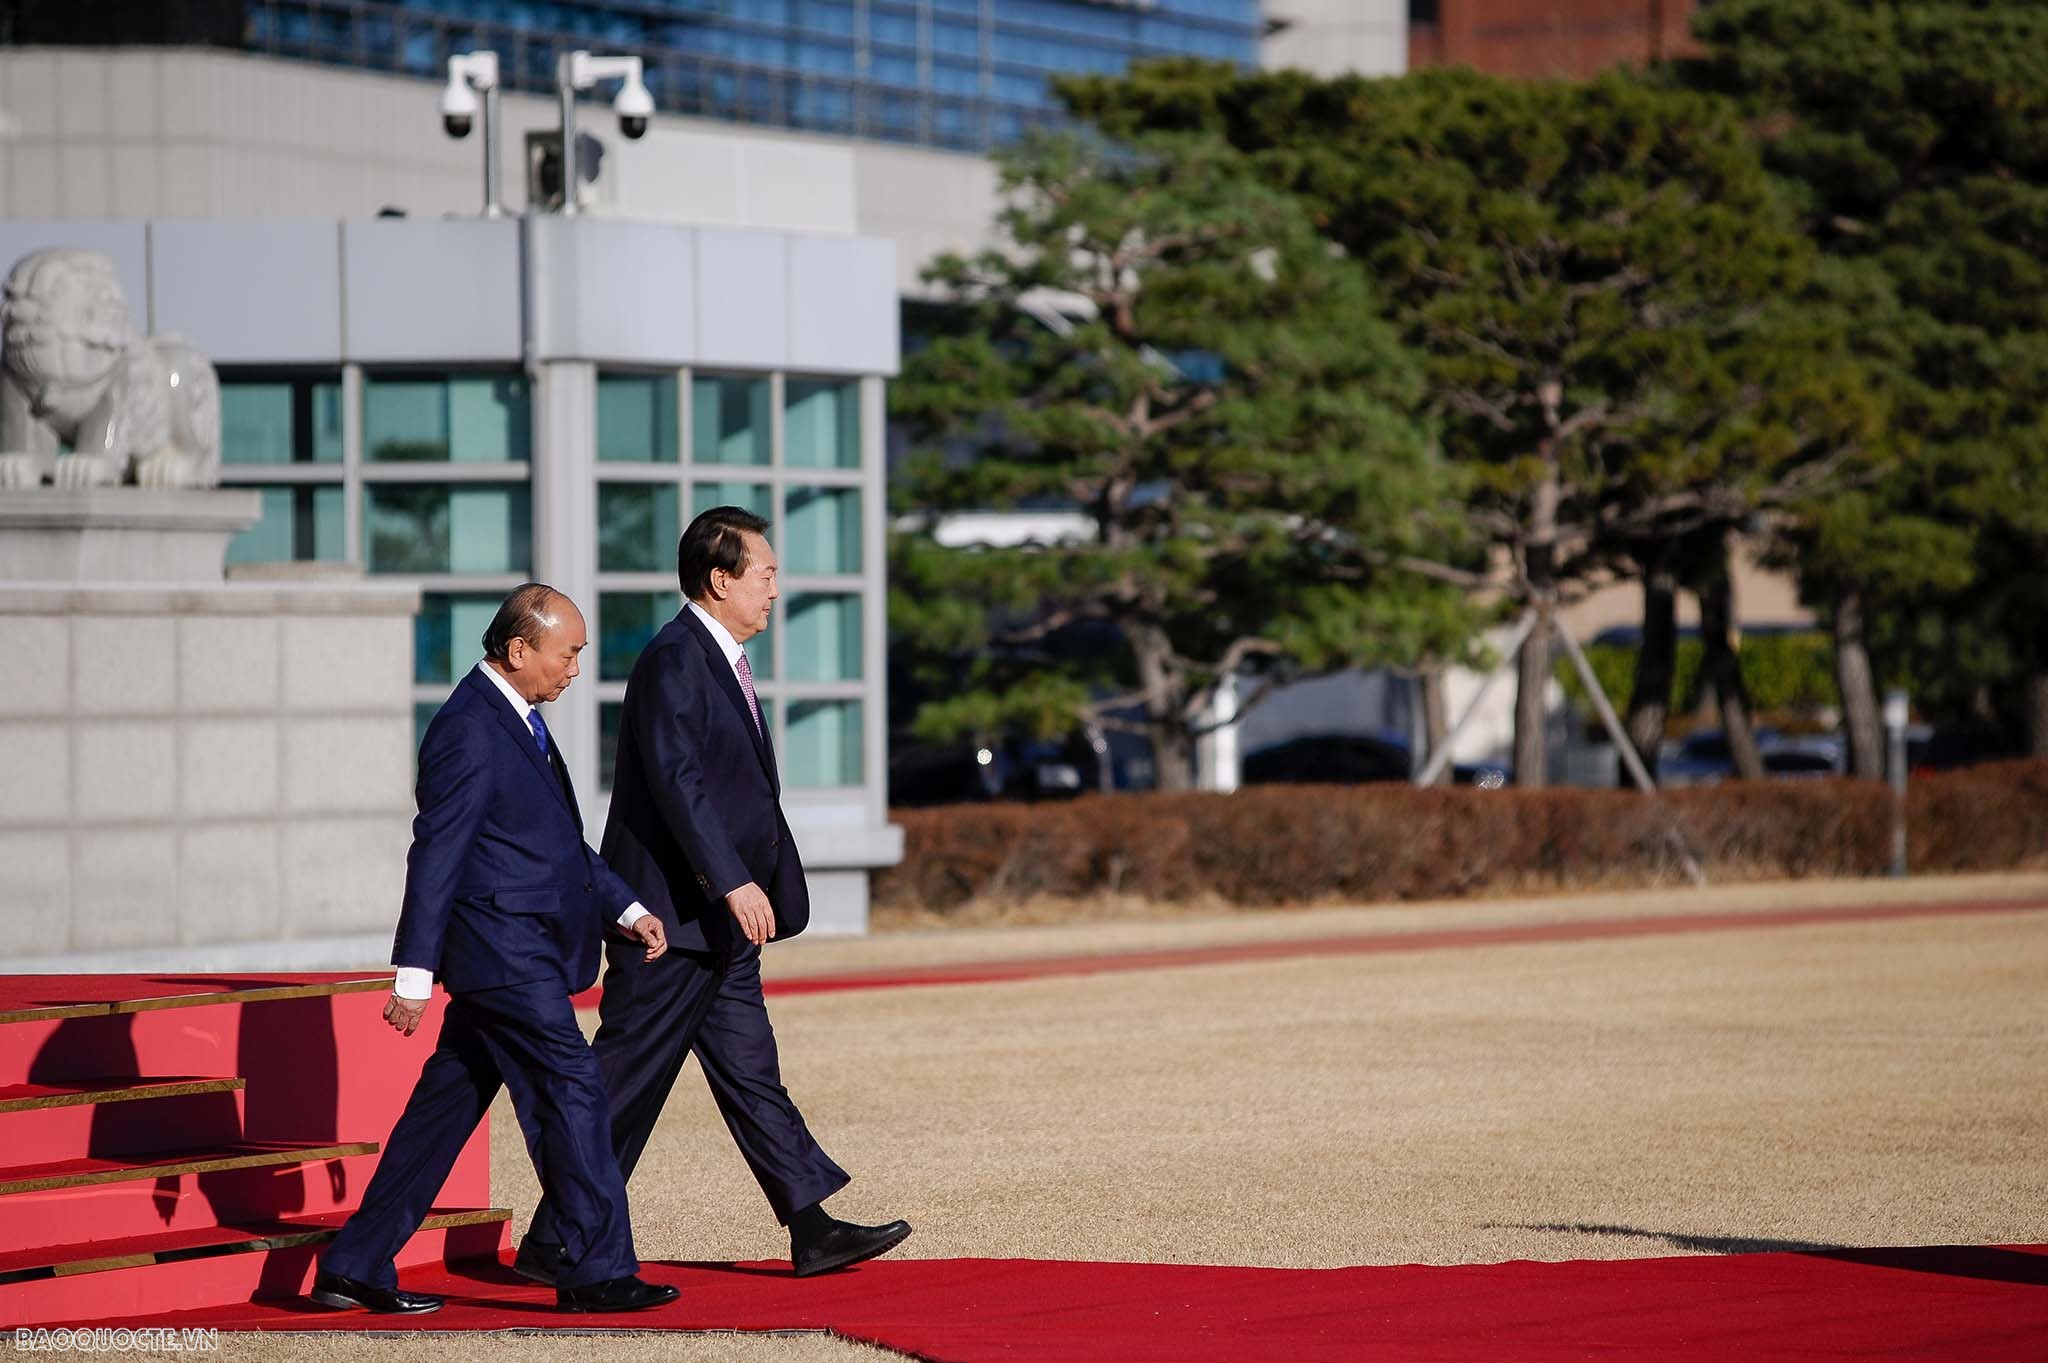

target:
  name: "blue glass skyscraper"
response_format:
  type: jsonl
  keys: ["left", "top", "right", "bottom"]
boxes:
{"left": 246, "top": 0, "right": 1264, "bottom": 151}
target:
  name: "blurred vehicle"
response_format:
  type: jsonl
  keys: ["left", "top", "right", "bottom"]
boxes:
{"left": 1241, "top": 733, "right": 1410, "bottom": 785}
{"left": 1240, "top": 733, "right": 1510, "bottom": 789}
{"left": 887, "top": 724, "right": 1114, "bottom": 807}
{"left": 1660, "top": 728, "right": 1846, "bottom": 785}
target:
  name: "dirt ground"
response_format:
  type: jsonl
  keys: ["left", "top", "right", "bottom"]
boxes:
{"left": 220, "top": 872, "right": 2048, "bottom": 1362}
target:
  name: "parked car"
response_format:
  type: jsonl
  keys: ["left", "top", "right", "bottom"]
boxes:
{"left": 1659, "top": 728, "right": 1845, "bottom": 785}
{"left": 887, "top": 725, "right": 1116, "bottom": 807}
{"left": 1241, "top": 733, "right": 1411, "bottom": 786}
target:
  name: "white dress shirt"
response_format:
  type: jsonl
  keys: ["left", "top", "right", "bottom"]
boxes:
{"left": 392, "top": 660, "right": 648, "bottom": 1001}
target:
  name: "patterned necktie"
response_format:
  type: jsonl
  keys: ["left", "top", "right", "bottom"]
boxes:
{"left": 733, "top": 651, "right": 764, "bottom": 737}
{"left": 527, "top": 708, "right": 550, "bottom": 756}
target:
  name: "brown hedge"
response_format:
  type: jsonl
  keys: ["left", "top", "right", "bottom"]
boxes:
{"left": 875, "top": 759, "right": 2048, "bottom": 913}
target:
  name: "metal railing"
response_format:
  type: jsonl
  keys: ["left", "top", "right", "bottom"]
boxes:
{"left": 243, "top": 0, "right": 1068, "bottom": 153}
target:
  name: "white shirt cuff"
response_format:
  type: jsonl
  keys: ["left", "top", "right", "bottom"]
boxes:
{"left": 619, "top": 903, "right": 650, "bottom": 929}
{"left": 392, "top": 967, "right": 435, "bottom": 1001}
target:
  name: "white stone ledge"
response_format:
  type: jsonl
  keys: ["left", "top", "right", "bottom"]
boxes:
{"left": 0, "top": 583, "right": 424, "bottom": 615}
{"left": 0, "top": 932, "right": 394, "bottom": 976}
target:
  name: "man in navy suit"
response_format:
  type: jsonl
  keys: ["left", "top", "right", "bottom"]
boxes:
{"left": 516, "top": 507, "right": 910, "bottom": 1282}
{"left": 312, "top": 584, "right": 680, "bottom": 1315}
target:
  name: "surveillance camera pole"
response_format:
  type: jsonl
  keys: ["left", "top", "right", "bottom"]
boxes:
{"left": 554, "top": 50, "right": 648, "bottom": 216}
{"left": 557, "top": 56, "right": 580, "bottom": 217}
{"left": 446, "top": 51, "right": 502, "bottom": 217}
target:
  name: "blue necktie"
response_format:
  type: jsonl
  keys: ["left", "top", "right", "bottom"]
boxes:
{"left": 528, "top": 708, "right": 549, "bottom": 757}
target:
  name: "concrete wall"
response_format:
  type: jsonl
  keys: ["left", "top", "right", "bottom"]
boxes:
{"left": 1263, "top": 0, "right": 1409, "bottom": 76}
{"left": 0, "top": 581, "right": 421, "bottom": 966}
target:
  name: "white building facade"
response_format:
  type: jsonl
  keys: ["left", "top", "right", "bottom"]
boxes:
{"left": 0, "top": 208, "right": 903, "bottom": 934}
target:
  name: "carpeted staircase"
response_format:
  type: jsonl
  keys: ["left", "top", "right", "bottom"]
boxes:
{"left": 0, "top": 974, "right": 506, "bottom": 1324}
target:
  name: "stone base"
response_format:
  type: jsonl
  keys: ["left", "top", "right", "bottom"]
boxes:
{"left": 0, "top": 580, "right": 421, "bottom": 963}
{"left": 0, "top": 487, "right": 260, "bottom": 580}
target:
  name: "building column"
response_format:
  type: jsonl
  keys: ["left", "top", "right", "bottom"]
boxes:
{"left": 531, "top": 357, "right": 602, "bottom": 822}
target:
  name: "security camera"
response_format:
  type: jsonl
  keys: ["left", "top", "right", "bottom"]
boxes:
{"left": 614, "top": 77, "right": 653, "bottom": 140}
{"left": 439, "top": 72, "right": 479, "bottom": 139}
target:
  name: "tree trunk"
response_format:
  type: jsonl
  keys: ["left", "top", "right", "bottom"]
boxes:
{"left": 2027, "top": 672, "right": 2048, "bottom": 758}
{"left": 1698, "top": 531, "right": 1764, "bottom": 781}
{"left": 1419, "top": 666, "right": 1450, "bottom": 786}
{"left": 1513, "top": 606, "right": 1552, "bottom": 788}
{"left": 1623, "top": 556, "right": 1677, "bottom": 785}
{"left": 1149, "top": 719, "right": 1195, "bottom": 792}
{"left": 1833, "top": 588, "right": 1884, "bottom": 780}
{"left": 1128, "top": 621, "right": 1193, "bottom": 792}
{"left": 1513, "top": 470, "right": 1562, "bottom": 789}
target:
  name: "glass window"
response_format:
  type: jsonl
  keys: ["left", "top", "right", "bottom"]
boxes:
{"left": 784, "top": 486, "right": 861, "bottom": 575}
{"left": 365, "top": 372, "right": 530, "bottom": 463}
{"left": 742, "top": 615, "right": 776, "bottom": 682}
{"left": 597, "top": 483, "right": 680, "bottom": 573}
{"left": 414, "top": 592, "right": 505, "bottom": 685}
{"left": 365, "top": 484, "right": 531, "bottom": 574}
{"left": 598, "top": 372, "right": 679, "bottom": 462}
{"left": 691, "top": 374, "right": 771, "bottom": 465}
{"left": 601, "top": 700, "right": 625, "bottom": 790}
{"left": 785, "top": 699, "right": 862, "bottom": 786}
{"left": 225, "top": 485, "right": 345, "bottom": 564}
{"left": 784, "top": 593, "right": 861, "bottom": 681}
{"left": 692, "top": 480, "right": 773, "bottom": 521}
{"left": 414, "top": 700, "right": 441, "bottom": 757}
{"left": 784, "top": 378, "right": 860, "bottom": 468}
{"left": 599, "top": 591, "right": 681, "bottom": 680}
{"left": 220, "top": 374, "right": 342, "bottom": 464}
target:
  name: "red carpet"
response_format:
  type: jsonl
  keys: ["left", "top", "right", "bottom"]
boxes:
{"left": 48, "top": 1245, "right": 2048, "bottom": 1361}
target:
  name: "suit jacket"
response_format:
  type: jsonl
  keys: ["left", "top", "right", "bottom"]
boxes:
{"left": 600, "top": 606, "right": 810, "bottom": 954}
{"left": 390, "top": 666, "right": 642, "bottom": 995}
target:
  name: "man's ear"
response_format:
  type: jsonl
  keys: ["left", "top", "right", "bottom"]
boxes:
{"left": 504, "top": 636, "right": 526, "bottom": 669}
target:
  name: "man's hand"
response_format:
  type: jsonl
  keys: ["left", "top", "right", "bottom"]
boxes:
{"left": 633, "top": 913, "right": 669, "bottom": 962}
{"left": 726, "top": 881, "right": 776, "bottom": 946}
{"left": 384, "top": 991, "right": 429, "bottom": 1037}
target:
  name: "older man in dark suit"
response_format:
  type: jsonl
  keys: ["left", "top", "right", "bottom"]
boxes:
{"left": 516, "top": 507, "right": 909, "bottom": 1283}
{"left": 312, "top": 584, "right": 678, "bottom": 1315}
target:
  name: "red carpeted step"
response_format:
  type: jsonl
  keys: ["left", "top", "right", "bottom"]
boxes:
{"left": 0, "top": 1140, "right": 381, "bottom": 1247}
{"left": 0, "top": 1140, "right": 378, "bottom": 1196}
{"left": 1, "top": 1211, "right": 510, "bottom": 1326}
{"left": 0, "top": 976, "right": 390, "bottom": 1027}
{"left": 0, "top": 1206, "right": 510, "bottom": 1286}
{"left": 0, "top": 1077, "right": 248, "bottom": 1162}
{"left": 0, "top": 1076, "right": 245, "bottom": 1113}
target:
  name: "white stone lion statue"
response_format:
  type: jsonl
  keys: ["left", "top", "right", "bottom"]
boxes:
{"left": 0, "top": 248, "right": 221, "bottom": 490}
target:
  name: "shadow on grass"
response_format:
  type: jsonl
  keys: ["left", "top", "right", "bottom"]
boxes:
{"left": 1490, "top": 1222, "right": 2048, "bottom": 1286}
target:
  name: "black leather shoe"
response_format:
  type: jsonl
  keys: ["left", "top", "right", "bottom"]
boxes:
{"left": 557, "top": 1275, "right": 680, "bottom": 1313}
{"left": 309, "top": 1269, "right": 444, "bottom": 1315}
{"left": 791, "top": 1216, "right": 913, "bottom": 1278}
{"left": 513, "top": 1236, "right": 563, "bottom": 1286}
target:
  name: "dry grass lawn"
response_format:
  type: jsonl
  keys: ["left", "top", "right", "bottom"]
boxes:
{"left": 220, "top": 873, "right": 2048, "bottom": 1362}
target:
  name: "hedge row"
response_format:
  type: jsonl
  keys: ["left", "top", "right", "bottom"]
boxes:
{"left": 874, "top": 760, "right": 2048, "bottom": 913}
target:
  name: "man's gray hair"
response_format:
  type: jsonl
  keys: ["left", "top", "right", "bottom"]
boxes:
{"left": 482, "top": 582, "right": 565, "bottom": 661}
